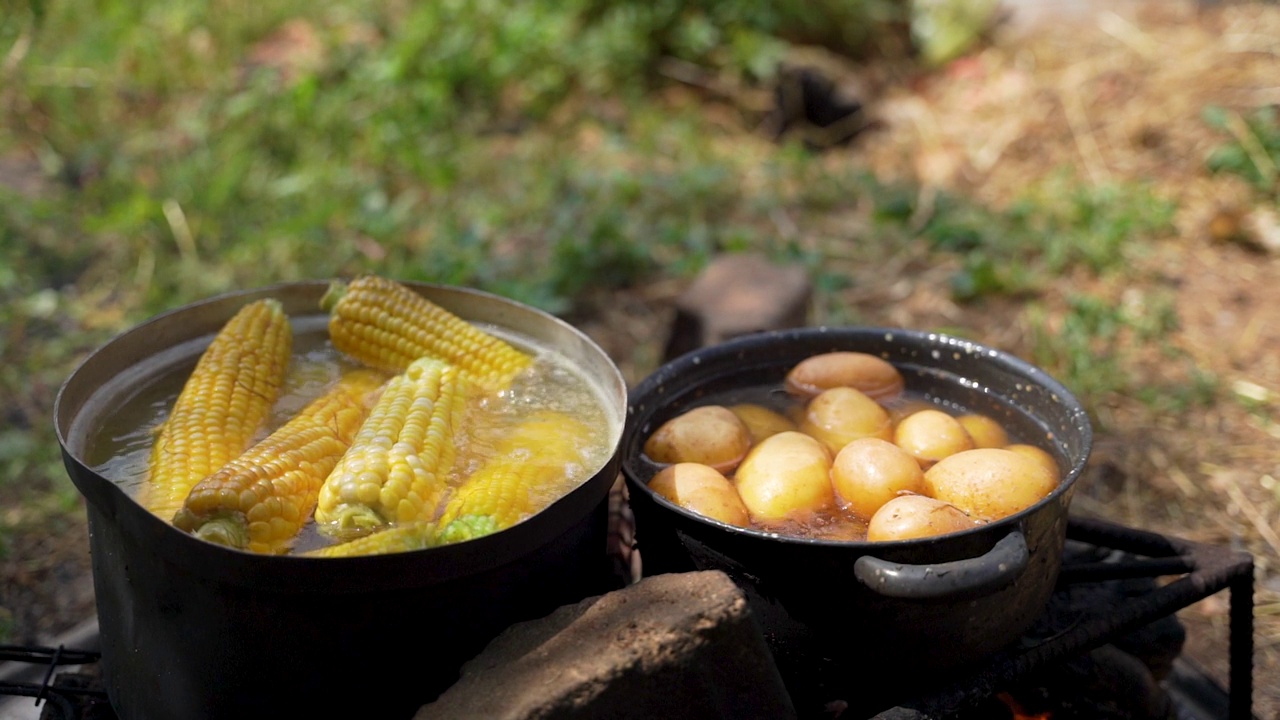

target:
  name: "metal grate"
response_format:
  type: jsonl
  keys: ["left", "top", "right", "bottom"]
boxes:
{"left": 0, "top": 646, "right": 108, "bottom": 720}
{"left": 874, "top": 516, "right": 1256, "bottom": 720}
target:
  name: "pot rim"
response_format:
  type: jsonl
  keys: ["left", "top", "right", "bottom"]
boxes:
{"left": 622, "top": 325, "right": 1093, "bottom": 549}
{"left": 54, "top": 279, "right": 627, "bottom": 580}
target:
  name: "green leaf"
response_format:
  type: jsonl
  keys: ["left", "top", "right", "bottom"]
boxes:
{"left": 1201, "top": 104, "right": 1231, "bottom": 131}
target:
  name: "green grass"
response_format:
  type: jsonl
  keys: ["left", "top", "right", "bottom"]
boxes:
{"left": 0, "top": 0, "right": 1210, "bottom": 564}
{"left": 1204, "top": 104, "right": 1280, "bottom": 198}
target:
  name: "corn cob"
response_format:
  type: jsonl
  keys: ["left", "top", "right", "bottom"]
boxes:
{"left": 314, "top": 357, "right": 469, "bottom": 532}
{"left": 172, "top": 370, "right": 384, "bottom": 554}
{"left": 143, "top": 299, "right": 292, "bottom": 521}
{"left": 435, "top": 411, "right": 593, "bottom": 535}
{"left": 302, "top": 522, "right": 438, "bottom": 558}
{"left": 436, "top": 515, "right": 500, "bottom": 545}
{"left": 322, "top": 275, "right": 532, "bottom": 392}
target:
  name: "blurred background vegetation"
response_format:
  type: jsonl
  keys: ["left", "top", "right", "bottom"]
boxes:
{"left": 3, "top": 0, "right": 1279, "bottom": 664}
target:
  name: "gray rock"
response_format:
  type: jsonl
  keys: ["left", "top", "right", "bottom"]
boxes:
{"left": 417, "top": 570, "right": 796, "bottom": 720}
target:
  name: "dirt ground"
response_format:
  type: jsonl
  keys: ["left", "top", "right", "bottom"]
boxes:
{"left": 3, "top": 0, "right": 1279, "bottom": 717}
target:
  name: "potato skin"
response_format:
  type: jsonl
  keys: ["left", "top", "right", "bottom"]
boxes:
{"left": 867, "top": 494, "right": 977, "bottom": 541}
{"left": 957, "top": 414, "right": 1009, "bottom": 449}
{"left": 894, "top": 409, "right": 975, "bottom": 468}
{"left": 729, "top": 403, "right": 797, "bottom": 444}
{"left": 734, "top": 431, "right": 835, "bottom": 522}
{"left": 923, "top": 448, "right": 1058, "bottom": 521}
{"left": 648, "top": 463, "right": 750, "bottom": 527}
{"left": 798, "top": 386, "right": 892, "bottom": 454}
{"left": 830, "top": 438, "right": 925, "bottom": 520}
{"left": 1005, "top": 443, "right": 1060, "bottom": 477}
{"left": 643, "top": 405, "right": 752, "bottom": 473}
{"left": 785, "top": 351, "right": 905, "bottom": 401}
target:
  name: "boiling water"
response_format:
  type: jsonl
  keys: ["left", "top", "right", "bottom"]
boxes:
{"left": 87, "top": 321, "right": 619, "bottom": 554}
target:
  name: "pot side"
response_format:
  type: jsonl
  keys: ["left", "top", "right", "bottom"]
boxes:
{"left": 54, "top": 281, "right": 628, "bottom": 720}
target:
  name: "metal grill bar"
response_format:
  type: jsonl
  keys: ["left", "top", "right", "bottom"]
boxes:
{"left": 873, "top": 515, "right": 1255, "bottom": 720}
{"left": 0, "top": 644, "right": 106, "bottom": 720}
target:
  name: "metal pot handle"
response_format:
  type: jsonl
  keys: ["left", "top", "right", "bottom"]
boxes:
{"left": 853, "top": 530, "right": 1029, "bottom": 601}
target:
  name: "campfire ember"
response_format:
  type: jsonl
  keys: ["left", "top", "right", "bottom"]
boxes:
{"left": 996, "top": 693, "right": 1050, "bottom": 720}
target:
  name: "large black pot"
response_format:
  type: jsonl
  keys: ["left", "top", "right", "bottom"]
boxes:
{"left": 621, "top": 327, "right": 1092, "bottom": 716}
{"left": 54, "top": 281, "right": 627, "bottom": 720}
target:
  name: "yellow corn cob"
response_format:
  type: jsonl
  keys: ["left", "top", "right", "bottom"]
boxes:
{"left": 302, "top": 522, "right": 438, "bottom": 558}
{"left": 172, "top": 370, "right": 384, "bottom": 554}
{"left": 322, "top": 275, "right": 532, "bottom": 392}
{"left": 435, "top": 411, "right": 594, "bottom": 535}
{"left": 314, "top": 357, "right": 468, "bottom": 532}
{"left": 143, "top": 298, "right": 292, "bottom": 521}
{"left": 436, "top": 515, "right": 500, "bottom": 545}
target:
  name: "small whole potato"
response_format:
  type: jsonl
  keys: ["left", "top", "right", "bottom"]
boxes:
{"left": 648, "top": 463, "right": 750, "bottom": 527}
{"left": 729, "top": 403, "right": 797, "bottom": 444}
{"left": 785, "top": 351, "right": 905, "bottom": 401}
{"left": 923, "top": 448, "right": 1058, "bottom": 521}
{"left": 831, "top": 438, "right": 926, "bottom": 520}
{"left": 735, "top": 431, "right": 835, "bottom": 522}
{"left": 894, "top": 409, "right": 975, "bottom": 468}
{"left": 799, "top": 386, "right": 893, "bottom": 454}
{"left": 643, "top": 405, "right": 752, "bottom": 473}
{"left": 1005, "top": 443, "right": 1060, "bottom": 477}
{"left": 957, "top": 414, "right": 1010, "bottom": 449}
{"left": 867, "top": 495, "right": 977, "bottom": 541}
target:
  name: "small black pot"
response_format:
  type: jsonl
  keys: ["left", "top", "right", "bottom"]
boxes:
{"left": 54, "top": 282, "right": 627, "bottom": 720}
{"left": 621, "top": 327, "right": 1092, "bottom": 716}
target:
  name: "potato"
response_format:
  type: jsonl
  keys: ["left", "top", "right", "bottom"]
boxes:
{"left": 894, "top": 409, "right": 975, "bottom": 468}
{"left": 1005, "top": 443, "right": 1060, "bottom": 477}
{"left": 648, "top": 463, "right": 750, "bottom": 527}
{"left": 785, "top": 351, "right": 905, "bottom": 401}
{"left": 729, "top": 403, "right": 796, "bottom": 444}
{"left": 798, "top": 386, "right": 892, "bottom": 454}
{"left": 734, "top": 431, "right": 835, "bottom": 522}
{"left": 643, "top": 405, "right": 752, "bottom": 473}
{"left": 957, "top": 414, "right": 1009, "bottom": 449}
{"left": 867, "top": 494, "right": 977, "bottom": 541}
{"left": 923, "top": 448, "right": 1058, "bottom": 521}
{"left": 831, "top": 438, "right": 926, "bottom": 520}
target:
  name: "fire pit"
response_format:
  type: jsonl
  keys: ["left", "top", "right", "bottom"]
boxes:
{"left": 0, "top": 515, "right": 1255, "bottom": 719}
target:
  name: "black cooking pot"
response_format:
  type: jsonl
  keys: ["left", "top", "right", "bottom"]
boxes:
{"left": 54, "top": 281, "right": 627, "bottom": 720}
{"left": 621, "top": 327, "right": 1092, "bottom": 716}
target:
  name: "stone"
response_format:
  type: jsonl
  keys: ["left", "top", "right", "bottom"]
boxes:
{"left": 416, "top": 570, "right": 796, "bottom": 720}
{"left": 663, "top": 253, "right": 812, "bottom": 362}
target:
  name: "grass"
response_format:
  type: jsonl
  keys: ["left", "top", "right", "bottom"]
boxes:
{"left": 0, "top": 0, "right": 1222, "bottom": 638}
{"left": 1204, "top": 104, "right": 1280, "bottom": 199}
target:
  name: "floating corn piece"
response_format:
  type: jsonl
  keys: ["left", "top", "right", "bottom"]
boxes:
{"left": 302, "top": 522, "right": 438, "bottom": 558}
{"left": 172, "top": 370, "right": 384, "bottom": 554}
{"left": 143, "top": 299, "right": 292, "bottom": 522}
{"left": 435, "top": 411, "right": 593, "bottom": 535}
{"left": 314, "top": 357, "right": 468, "bottom": 533}
{"left": 322, "top": 274, "right": 532, "bottom": 392}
